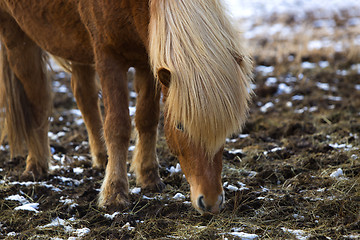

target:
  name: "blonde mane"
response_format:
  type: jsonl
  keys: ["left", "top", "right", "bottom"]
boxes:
{"left": 149, "top": 0, "right": 253, "bottom": 156}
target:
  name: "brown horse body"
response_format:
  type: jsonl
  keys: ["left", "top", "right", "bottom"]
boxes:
{"left": 0, "top": 0, "right": 252, "bottom": 214}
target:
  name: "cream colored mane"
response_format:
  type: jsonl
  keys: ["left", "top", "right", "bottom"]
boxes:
{"left": 149, "top": 0, "right": 253, "bottom": 157}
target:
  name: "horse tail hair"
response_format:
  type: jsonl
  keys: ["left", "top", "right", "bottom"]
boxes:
{"left": 0, "top": 42, "right": 50, "bottom": 158}
{"left": 149, "top": 0, "right": 253, "bottom": 157}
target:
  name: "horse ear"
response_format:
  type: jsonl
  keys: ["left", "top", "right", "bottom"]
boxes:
{"left": 157, "top": 68, "right": 171, "bottom": 88}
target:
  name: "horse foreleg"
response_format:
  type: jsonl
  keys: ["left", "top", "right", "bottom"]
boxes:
{"left": 96, "top": 56, "right": 131, "bottom": 210}
{"left": 70, "top": 63, "right": 107, "bottom": 169}
{"left": 130, "top": 67, "right": 164, "bottom": 191}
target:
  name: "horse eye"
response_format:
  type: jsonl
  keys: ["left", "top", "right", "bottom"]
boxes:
{"left": 176, "top": 123, "right": 184, "bottom": 132}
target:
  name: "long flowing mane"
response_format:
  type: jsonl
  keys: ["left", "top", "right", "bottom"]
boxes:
{"left": 149, "top": 0, "right": 253, "bottom": 156}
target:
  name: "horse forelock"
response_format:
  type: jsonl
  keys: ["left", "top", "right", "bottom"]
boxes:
{"left": 149, "top": 0, "right": 253, "bottom": 157}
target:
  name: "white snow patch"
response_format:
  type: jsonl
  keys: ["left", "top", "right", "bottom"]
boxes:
{"left": 54, "top": 176, "right": 82, "bottom": 186}
{"left": 73, "top": 167, "right": 84, "bottom": 174}
{"left": 326, "top": 95, "right": 342, "bottom": 101}
{"left": 122, "top": 222, "right": 135, "bottom": 231}
{"left": 173, "top": 193, "right": 186, "bottom": 201}
{"left": 330, "top": 168, "right": 345, "bottom": 179}
{"left": 129, "top": 107, "right": 136, "bottom": 116}
{"left": 14, "top": 203, "right": 39, "bottom": 213}
{"left": 228, "top": 149, "right": 243, "bottom": 155}
{"left": 265, "top": 77, "right": 277, "bottom": 86}
{"left": 168, "top": 163, "right": 182, "bottom": 175}
{"left": 316, "top": 82, "right": 331, "bottom": 91}
{"left": 255, "top": 65, "right": 274, "bottom": 75}
{"left": 104, "top": 212, "right": 120, "bottom": 220}
{"left": 329, "top": 143, "right": 353, "bottom": 151}
{"left": 277, "top": 83, "right": 293, "bottom": 95}
{"left": 282, "top": 227, "right": 310, "bottom": 240}
{"left": 319, "top": 61, "right": 330, "bottom": 68}
{"left": 228, "top": 232, "right": 259, "bottom": 240}
{"left": 130, "top": 187, "right": 141, "bottom": 194}
{"left": 260, "top": 102, "right": 274, "bottom": 113}
{"left": 292, "top": 95, "right": 304, "bottom": 101}
{"left": 74, "top": 227, "right": 90, "bottom": 237}
{"left": 302, "top": 62, "right": 316, "bottom": 69}
{"left": 5, "top": 194, "right": 29, "bottom": 205}
{"left": 7, "top": 232, "right": 18, "bottom": 237}
{"left": 264, "top": 147, "right": 283, "bottom": 155}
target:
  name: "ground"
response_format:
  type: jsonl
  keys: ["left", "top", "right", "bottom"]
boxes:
{"left": 0, "top": 6, "right": 360, "bottom": 240}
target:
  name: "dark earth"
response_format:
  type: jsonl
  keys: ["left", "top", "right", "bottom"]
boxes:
{"left": 0, "top": 10, "right": 359, "bottom": 240}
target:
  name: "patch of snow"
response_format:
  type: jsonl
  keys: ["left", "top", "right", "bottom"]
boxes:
{"left": 294, "top": 106, "right": 318, "bottom": 114}
{"left": 260, "top": 102, "right": 274, "bottom": 113}
{"left": 104, "top": 212, "right": 120, "bottom": 220}
{"left": 54, "top": 176, "right": 82, "bottom": 186}
{"left": 239, "top": 134, "right": 249, "bottom": 138}
{"left": 37, "top": 217, "right": 74, "bottom": 233}
{"left": 329, "top": 143, "right": 352, "bottom": 151}
{"left": 255, "top": 65, "right": 274, "bottom": 75}
{"left": 330, "top": 168, "right": 344, "bottom": 178}
{"left": 316, "top": 82, "right": 330, "bottom": 91}
{"left": 292, "top": 95, "right": 304, "bottom": 101}
{"left": 319, "top": 61, "right": 330, "bottom": 68}
{"left": 264, "top": 147, "right": 283, "bottom": 155}
{"left": 173, "top": 193, "right": 186, "bottom": 201}
{"left": 5, "top": 194, "right": 29, "bottom": 205}
{"left": 130, "top": 91, "right": 137, "bottom": 98}
{"left": 228, "top": 149, "right": 243, "bottom": 155}
{"left": 74, "top": 227, "right": 90, "bottom": 237}
{"left": 326, "top": 95, "right": 342, "bottom": 101}
{"left": 73, "top": 167, "right": 84, "bottom": 174}
{"left": 265, "top": 77, "right": 277, "bottom": 86}
{"left": 129, "top": 106, "right": 136, "bottom": 116}
{"left": 293, "top": 214, "right": 305, "bottom": 221}
{"left": 228, "top": 231, "right": 259, "bottom": 240}
{"left": 7, "top": 181, "right": 61, "bottom": 192}
{"left": 302, "top": 62, "right": 316, "bottom": 69}
{"left": 277, "top": 83, "right": 293, "bottom": 95}
{"left": 130, "top": 187, "right": 141, "bottom": 194}
{"left": 128, "top": 145, "right": 135, "bottom": 151}
{"left": 14, "top": 203, "right": 39, "bottom": 213}
{"left": 122, "top": 222, "right": 135, "bottom": 231}
{"left": 282, "top": 227, "right": 310, "bottom": 240}
{"left": 7, "top": 232, "right": 18, "bottom": 237}
{"left": 168, "top": 163, "right": 182, "bottom": 175}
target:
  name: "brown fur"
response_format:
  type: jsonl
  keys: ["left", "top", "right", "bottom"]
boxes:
{"left": 0, "top": 0, "right": 252, "bottom": 214}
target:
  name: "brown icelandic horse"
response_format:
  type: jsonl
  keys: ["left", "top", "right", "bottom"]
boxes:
{"left": 0, "top": 0, "right": 252, "bottom": 214}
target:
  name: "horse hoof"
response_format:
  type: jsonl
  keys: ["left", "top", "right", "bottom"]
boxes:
{"left": 98, "top": 194, "right": 129, "bottom": 212}
{"left": 20, "top": 170, "right": 47, "bottom": 182}
{"left": 143, "top": 180, "right": 166, "bottom": 193}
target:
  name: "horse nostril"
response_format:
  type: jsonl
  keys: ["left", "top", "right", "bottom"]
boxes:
{"left": 197, "top": 196, "right": 206, "bottom": 211}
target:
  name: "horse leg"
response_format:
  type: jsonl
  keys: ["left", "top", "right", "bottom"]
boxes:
{"left": 130, "top": 67, "right": 164, "bottom": 191}
{"left": 70, "top": 63, "right": 107, "bottom": 169}
{"left": 95, "top": 55, "right": 131, "bottom": 209}
{"left": 0, "top": 14, "right": 51, "bottom": 180}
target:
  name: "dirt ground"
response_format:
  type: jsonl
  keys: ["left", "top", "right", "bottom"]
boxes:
{"left": 1, "top": 9, "right": 360, "bottom": 240}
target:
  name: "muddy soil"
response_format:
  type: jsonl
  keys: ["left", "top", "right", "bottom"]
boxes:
{"left": 1, "top": 11, "right": 360, "bottom": 240}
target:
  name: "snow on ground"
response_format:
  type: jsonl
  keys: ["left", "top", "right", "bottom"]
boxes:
{"left": 224, "top": 0, "right": 359, "bottom": 19}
